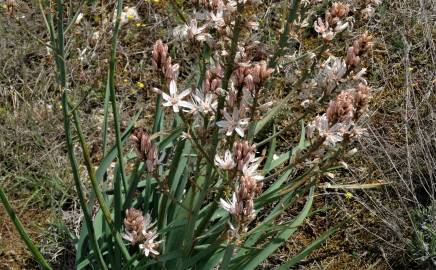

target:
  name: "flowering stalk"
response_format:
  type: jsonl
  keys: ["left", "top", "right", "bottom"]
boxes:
{"left": 269, "top": 0, "right": 301, "bottom": 68}
{"left": 194, "top": 1, "right": 247, "bottom": 242}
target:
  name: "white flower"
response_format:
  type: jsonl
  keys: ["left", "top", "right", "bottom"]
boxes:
{"left": 361, "top": 5, "right": 375, "bottom": 19}
{"left": 114, "top": 6, "right": 140, "bottom": 26}
{"left": 317, "top": 56, "right": 347, "bottom": 94}
{"left": 215, "top": 150, "right": 236, "bottom": 170}
{"left": 307, "top": 114, "right": 348, "bottom": 147}
{"left": 323, "top": 123, "right": 345, "bottom": 146}
{"left": 216, "top": 108, "right": 249, "bottom": 137}
{"left": 186, "top": 19, "right": 210, "bottom": 42}
{"left": 191, "top": 90, "right": 218, "bottom": 115}
{"left": 242, "top": 157, "right": 264, "bottom": 181}
{"left": 209, "top": 9, "right": 225, "bottom": 28}
{"left": 314, "top": 18, "right": 332, "bottom": 39}
{"left": 334, "top": 21, "right": 349, "bottom": 33}
{"left": 138, "top": 229, "right": 160, "bottom": 257}
{"left": 220, "top": 193, "right": 237, "bottom": 215}
{"left": 161, "top": 80, "right": 194, "bottom": 113}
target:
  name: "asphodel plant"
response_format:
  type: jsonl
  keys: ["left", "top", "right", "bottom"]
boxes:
{"left": 1, "top": 0, "right": 376, "bottom": 269}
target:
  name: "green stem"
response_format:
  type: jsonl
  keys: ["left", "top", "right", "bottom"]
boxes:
{"left": 61, "top": 95, "right": 108, "bottom": 270}
{"left": 0, "top": 188, "right": 53, "bottom": 270}
{"left": 269, "top": 0, "right": 301, "bottom": 68}
{"left": 109, "top": 0, "right": 128, "bottom": 204}
{"left": 68, "top": 98, "right": 131, "bottom": 261}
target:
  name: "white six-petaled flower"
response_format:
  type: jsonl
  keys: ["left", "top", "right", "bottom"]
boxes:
{"left": 215, "top": 150, "right": 236, "bottom": 170}
{"left": 242, "top": 157, "right": 264, "bottom": 181}
{"left": 220, "top": 193, "right": 237, "bottom": 215}
{"left": 216, "top": 107, "right": 249, "bottom": 137}
{"left": 191, "top": 90, "right": 218, "bottom": 115}
{"left": 161, "top": 80, "right": 194, "bottom": 113}
{"left": 138, "top": 229, "right": 161, "bottom": 257}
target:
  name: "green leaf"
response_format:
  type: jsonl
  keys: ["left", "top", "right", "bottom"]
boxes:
{"left": 253, "top": 93, "right": 292, "bottom": 136}
{"left": 95, "top": 112, "right": 140, "bottom": 182}
{"left": 219, "top": 244, "right": 235, "bottom": 270}
{"left": 274, "top": 225, "right": 339, "bottom": 270}
{"left": 263, "top": 127, "right": 277, "bottom": 174}
{"left": 236, "top": 186, "right": 315, "bottom": 270}
{"left": 157, "top": 126, "right": 184, "bottom": 150}
{"left": 0, "top": 188, "right": 53, "bottom": 270}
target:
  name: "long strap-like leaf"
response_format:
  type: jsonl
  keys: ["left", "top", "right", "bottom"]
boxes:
{"left": 0, "top": 188, "right": 53, "bottom": 270}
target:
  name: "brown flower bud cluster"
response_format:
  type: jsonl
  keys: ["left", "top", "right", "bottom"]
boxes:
{"left": 326, "top": 2, "right": 350, "bottom": 25}
{"left": 203, "top": 64, "right": 224, "bottom": 94}
{"left": 123, "top": 208, "right": 145, "bottom": 245}
{"left": 233, "top": 140, "right": 256, "bottom": 171}
{"left": 345, "top": 32, "right": 374, "bottom": 69}
{"left": 131, "top": 129, "right": 159, "bottom": 172}
{"left": 314, "top": 2, "right": 350, "bottom": 42}
{"left": 326, "top": 84, "right": 370, "bottom": 125}
{"left": 235, "top": 175, "right": 257, "bottom": 224}
{"left": 308, "top": 83, "right": 370, "bottom": 147}
{"left": 123, "top": 209, "right": 160, "bottom": 257}
{"left": 232, "top": 61, "right": 273, "bottom": 92}
{"left": 152, "top": 40, "right": 179, "bottom": 80}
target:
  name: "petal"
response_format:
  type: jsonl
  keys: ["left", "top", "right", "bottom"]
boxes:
{"left": 161, "top": 92, "right": 171, "bottom": 102}
{"left": 169, "top": 80, "right": 177, "bottom": 95}
{"left": 235, "top": 127, "right": 245, "bottom": 137}
{"left": 173, "top": 104, "right": 180, "bottom": 113}
{"left": 162, "top": 101, "right": 173, "bottom": 107}
{"left": 179, "top": 89, "right": 191, "bottom": 99}
{"left": 223, "top": 110, "right": 232, "bottom": 122}
{"left": 179, "top": 100, "right": 195, "bottom": 109}
{"left": 216, "top": 120, "right": 228, "bottom": 128}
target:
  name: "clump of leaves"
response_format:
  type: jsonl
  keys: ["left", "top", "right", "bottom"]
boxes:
{"left": 1, "top": 0, "right": 378, "bottom": 269}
